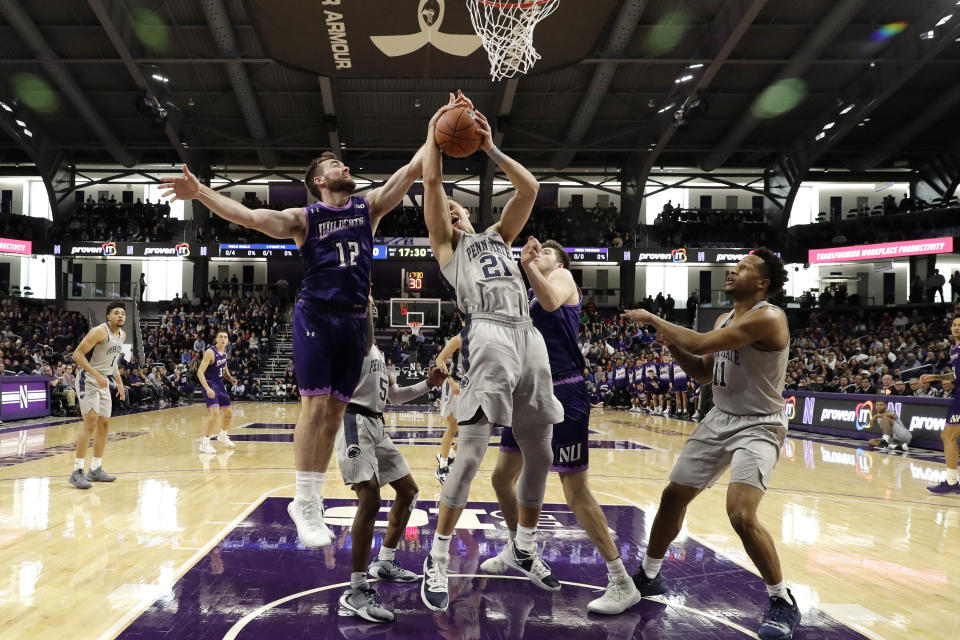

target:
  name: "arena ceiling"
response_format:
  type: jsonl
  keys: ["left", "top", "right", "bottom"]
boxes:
{"left": 0, "top": 0, "right": 959, "bottom": 182}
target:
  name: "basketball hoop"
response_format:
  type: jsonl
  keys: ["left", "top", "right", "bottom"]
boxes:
{"left": 467, "top": 0, "right": 559, "bottom": 81}
{"left": 406, "top": 311, "right": 424, "bottom": 336}
{"left": 409, "top": 321, "right": 423, "bottom": 336}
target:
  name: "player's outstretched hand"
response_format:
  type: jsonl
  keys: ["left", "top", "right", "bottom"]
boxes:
{"left": 427, "top": 92, "right": 472, "bottom": 137}
{"left": 160, "top": 165, "right": 201, "bottom": 202}
{"left": 919, "top": 374, "right": 933, "bottom": 384}
{"left": 435, "top": 358, "right": 449, "bottom": 376}
{"left": 474, "top": 110, "right": 493, "bottom": 153}
{"left": 426, "top": 364, "right": 447, "bottom": 388}
{"left": 520, "top": 235, "right": 541, "bottom": 268}
{"left": 621, "top": 308, "right": 654, "bottom": 324}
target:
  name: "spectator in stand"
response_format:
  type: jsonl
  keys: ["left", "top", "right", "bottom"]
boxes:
{"left": 857, "top": 375, "right": 876, "bottom": 395}
{"left": 879, "top": 374, "right": 895, "bottom": 395}
{"left": 951, "top": 271, "right": 960, "bottom": 303}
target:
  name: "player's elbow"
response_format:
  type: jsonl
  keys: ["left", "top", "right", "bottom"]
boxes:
{"left": 516, "top": 179, "right": 539, "bottom": 199}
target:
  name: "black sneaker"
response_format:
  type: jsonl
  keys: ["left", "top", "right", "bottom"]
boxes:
{"left": 632, "top": 570, "right": 668, "bottom": 597}
{"left": 757, "top": 589, "right": 801, "bottom": 639}
{"left": 420, "top": 554, "right": 449, "bottom": 611}
{"left": 505, "top": 542, "right": 561, "bottom": 591}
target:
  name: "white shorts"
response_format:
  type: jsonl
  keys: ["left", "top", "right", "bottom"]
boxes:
{"left": 335, "top": 412, "right": 411, "bottom": 487}
{"left": 457, "top": 314, "right": 564, "bottom": 428}
{"left": 77, "top": 372, "right": 112, "bottom": 418}
{"left": 669, "top": 406, "right": 787, "bottom": 492}
{"left": 439, "top": 380, "right": 460, "bottom": 418}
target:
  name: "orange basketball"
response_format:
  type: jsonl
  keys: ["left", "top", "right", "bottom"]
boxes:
{"left": 434, "top": 106, "right": 483, "bottom": 158}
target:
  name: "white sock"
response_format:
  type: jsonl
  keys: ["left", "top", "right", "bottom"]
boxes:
{"left": 311, "top": 472, "right": 326, "bottom": 500}
{"left": 295, "top": 470, "right": 313, "bottom": 501}
{"left": 201, "top": 436, "right": 210, "bottom": 446}
{"left": 882, "top": 434, "right": 890, "bottom": 443}
{"left": 515, "top": 525, "right": 536, "bottom": 552}
{"left": 766, "top": 580, "right": 790, "bottom": 600}
{"left": 605, "top": 556, "right": 630, "bottom": 580}
{"left": 74, "top": 458, "right": 85, "bottom": 471}
{"left": 219, "top": 429, "right": 228, "bottom": 438}
{"left": 439, "top": 456, "right": 448, "bottom": 468}
{"left": 642, "top": 554, "right": 663, "bottom": 579}
{"left": 431, "top": 533, "right": 451, "bottom": 562}
{"left": 947, "top": 468, "right": 959, "bottom": 485}
{"left": 91, "top": 457, "right": 102, "bottom": 471}
{"left": 378, "top": 546, "right": 396, "bottom": 562}
{"left": 350, "top": 571, "right": 367, "bottom": 589}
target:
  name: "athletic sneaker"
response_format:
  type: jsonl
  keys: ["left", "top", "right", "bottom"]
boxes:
{"left": 926, "top": 480, "right": 960, "bottom": 495}
{"left": 421, "top": 554, "right": 449, "bottom": 611}
{"left": 338, "top": 586, "right": 394, "bottom": 623}
{"left": 69, "top": 469, "right": 92, "bottom": 490}
{"left": 287, "top": 497, "right": 334, "bottom": 548}
{"left": 479, "top": 543, "right": 512, "bottom": 574}
{"left": 757, "top": 589, "right": 801, "bottom": 639}
{"left": 587, "top": 574, "right": 642, "bottom": 614}
{"left": 217, "top": 432, "right": 235, "bottom": 448}
{"left": 632, "top": 570, "right": 668, "bottom": 597}
{"left": 368, "top": 558, "right": 417, "bottom": 582}
{"left": 504, "top": 541, "right": 561, "bottom": 591}
{"left": 86, "top": 466, "right": 116, "bottom": 482}
{"left": 199, "top": 440, "right": 216, "bottom": 454}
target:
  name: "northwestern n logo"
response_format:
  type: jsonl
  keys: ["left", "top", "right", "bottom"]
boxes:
{"left": 370, "top": 0, "right": 481, "bottom": 57}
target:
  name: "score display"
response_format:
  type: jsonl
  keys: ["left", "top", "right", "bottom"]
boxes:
{"left": 374, "top": 244, "right": 608, "bottom": 262}
{"left": 406, "top": 271, "right": 424, "bottom": 291}
{"left": 219, "top": 243, "right": 298, "bottom": 258}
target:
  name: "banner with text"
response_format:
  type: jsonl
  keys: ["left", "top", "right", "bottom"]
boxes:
{"left": 808, "top": 237, "right": 953, "bottom": 264}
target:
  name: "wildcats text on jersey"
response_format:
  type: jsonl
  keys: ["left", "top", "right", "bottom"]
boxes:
{"left": 314, "top": 215, "right": 367, "bottom": 241}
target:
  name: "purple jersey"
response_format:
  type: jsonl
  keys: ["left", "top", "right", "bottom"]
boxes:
{"left": 203, "top": 347, "right": 227, "bottom": 389}
{"left": 952, "top": 343, "right": 960, "bottom": 393}
{"left": 670, "top": 361, "right": 687, "bottom": 391}
{"left": 299, "top": 196, "right": 372, "bottom": 312}
{"left": 528, "top": 288, "right": 586, "bottom": 378}
{"left": 612, "top": 365, "right": 628, "bottom": 388}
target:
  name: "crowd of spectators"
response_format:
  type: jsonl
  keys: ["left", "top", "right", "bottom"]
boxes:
{"left": 648, "top": 200, "right": 771, "bottom": 248}
{"left": 0, "top": 210, "right": 52, "bottom": 242}
{"left": 55, "top": 195, "right": 179, "bottom": 243}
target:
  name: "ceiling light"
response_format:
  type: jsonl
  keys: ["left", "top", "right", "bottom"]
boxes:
{"left": 0, "top": 101, "right": 11, "bottom": 112}
{"left": 839, "top": 104, "right": 855, "bottom": 115}
{"left": 686, "top": 63, "right": 704, "bottom": 69}
{"left": 22, "top": 129, "right": 32, "bottom": 137}
{"left": 822, "top": 121, "right": 835, "bottom": 130}
{"left": 857, "top": 122, "right": 865, "bottom": 127}
{"left": 815, "top": 131, "right": 826, "bottom": 141}
{"left": 15, "top": 119, "right": 25, "bottom": 127}
{"left": 674, "top": 74, "right": 694, "bottom": 84}
{"left": 863, "top": 118, "right": 871, "bottom": 122}
{"left": 657, "top": 102, "right": 675, "bottom": 114}
{"left": 151, "top": 73, "right": 169, "bottom": 83}
{"left": 936, "top": 14, "right": 953, "bottom": 27}
{"left": 920, "top": 30, "right": 935, "bottom": 39}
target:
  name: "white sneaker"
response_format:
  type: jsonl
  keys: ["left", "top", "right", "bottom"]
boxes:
{"left": 198, "top": 440, "right": 216, "bottom": 454}
{"left": 479, "top": 542, "right": 513, "bottom": 574}
{"left": 288, "top": 497, "right": 334, "bottom": 548}
{"left": 218, "top": 432, "right": 235, "bottom": 448}
{"left": 587, "top": 574, "right": 642, "bottom": 615}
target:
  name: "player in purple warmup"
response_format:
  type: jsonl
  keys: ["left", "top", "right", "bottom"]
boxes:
{"left": 161, "top": 148, "right": 425, "bottom": 548}
{"left": 921, "top": 314, "right": 960, "bottom": 495}
{"left": 196, "top": 331, "right": 237, "bottom": 454}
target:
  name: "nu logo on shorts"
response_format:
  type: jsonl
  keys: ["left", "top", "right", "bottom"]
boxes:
{"left": 558, "top": 443, "right": 582, "bottom": 463}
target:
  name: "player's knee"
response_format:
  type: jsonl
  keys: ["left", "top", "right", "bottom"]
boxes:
{"left": 399, "top": 487, "right": 419, "bottom": 510}
{"left": 356, "top": 486, "right": 381, "bottom": 512}
{"left": 726, "top": 504, "right": 757, "bottom": 534}
{"left": 559, "top": 472, "right": 589, "bottom": 503}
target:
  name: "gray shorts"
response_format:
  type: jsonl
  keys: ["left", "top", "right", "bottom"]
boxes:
{"left": 77, "top": 374, "right": 112, "bottom": 418}
{"left": 334, "top": 412, "right": 411, "bottom": 487}
{"left": 439, "top": 380, "right": 460, "bottom": 418}
{"left": 458, "top": 315, "right": 564, "bottom": 428}
{"left": 669, "top": 406, "right": 787, "bottom": 492}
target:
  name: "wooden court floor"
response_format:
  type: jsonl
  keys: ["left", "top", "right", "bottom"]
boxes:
{"left": 0, "top": 402, "right": 957, "bottom": 640}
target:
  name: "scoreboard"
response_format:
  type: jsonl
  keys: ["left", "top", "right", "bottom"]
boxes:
{"left": 218, "top": 243, "right": 297, "bottom": 257}
{"left": 214, "top": 243, "right": 609, "bottom": 262}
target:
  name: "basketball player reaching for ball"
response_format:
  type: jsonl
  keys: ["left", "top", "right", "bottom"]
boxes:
{"left": 484, "top": 238, "right": 642, "bottom": 615}
{"left": 920, "top": 314, "right": 960, "bottom": 495}
{"left": 335, "top": 292, "right": 446, "bottom": 623}
{"left": 69, "top": 301, "right": 126, "bottom": 489}
{"left": 419, "top": 94, "right": 564, "bottom": 612}
{"left": 196, "top": 331, "right": 237, "bottom": 454}
{"left": 622, "top": 249, "right": 802, "bottom": 640}
{"left": 435, "top": 332, "right": 463, "bottom": 484}
{"left": 161, "top": 144, "right": 426, "bottom": 548}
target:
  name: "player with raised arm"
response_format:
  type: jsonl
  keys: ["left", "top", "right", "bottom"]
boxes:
{"left": 161, "top": 144, "right": 425, "bottom": 548}
{"left": 335, "top": 292, "right": 446, "bottom": 623}
{"left": 418, "top": 93, "right": 564, "bottom": 612}
{"left": 622, "top": 249, "right": 801, "bottom": 640}
{"left": 196, "top": 330, "right": 237, "bottom": 454}
{"left": 920, "top": 314, "right": 960, "bottom": 494}
{"left": 69, "top": 301, "right": 126, "bottom": 489}
{"left": 434, "top": 332, "right": 462, "bottom": 484}
{"left": 484, "top": 238, "right": 642, "bottom": 614}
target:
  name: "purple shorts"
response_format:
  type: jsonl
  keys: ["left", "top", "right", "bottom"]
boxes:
{"left": 500, "top": 376, "right": 590, "bottom": 473}
{"left": 948, "top": 395, "right": 960, "bottom": 425}
{"left": 291, "top": 299, "right": 367, "bottom": 402}
{"left": 204, "top": 386, "right": 231, "bottom": 408}
{"left": 671, "top": 379, "right": 687, "bottom": 393}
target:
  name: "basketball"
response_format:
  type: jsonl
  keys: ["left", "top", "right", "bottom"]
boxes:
{"left": 434, "top": 106, "right": 484, "bottom": 158}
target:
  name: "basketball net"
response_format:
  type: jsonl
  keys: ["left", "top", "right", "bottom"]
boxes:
{"left": 409, "top": 321, "right": 423, "bottom": 336}
{"left": 467, "top": 0, "right": 560, "bottom": 81}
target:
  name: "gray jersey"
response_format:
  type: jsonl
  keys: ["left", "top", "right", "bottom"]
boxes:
{"left": 440, "top": 229, "right": 528, "bottom": 317}
{"left": 712, "top": 302, "right": 788, "bottom": 415}
{"left": 86, "top": 323, "right": 124, "bottom": 376}
{"left": 350, "top": 345, "right": 389, "bottom": 414}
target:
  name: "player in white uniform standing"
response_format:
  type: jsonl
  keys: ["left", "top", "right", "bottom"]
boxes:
{"left": 69, "top": 301, "right": 126, "bottom": 489}
{"left": 334, "top": 292, "right": 446, "bottom": 622}
{"left": 623, "top": 249, "right": 801, "bottom": 640}
{"left": 419, "top": 93, "right": 564, "bottom": 612}
{"left": 435, "top": 332, "right": 462, "bottom": 483}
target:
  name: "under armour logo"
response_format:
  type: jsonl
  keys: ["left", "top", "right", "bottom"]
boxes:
{"left": 370, "top": 0, "right": 481, "bottom": 58}
{"left": 305, "top": 331, "right": 317, "bottom": 337}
